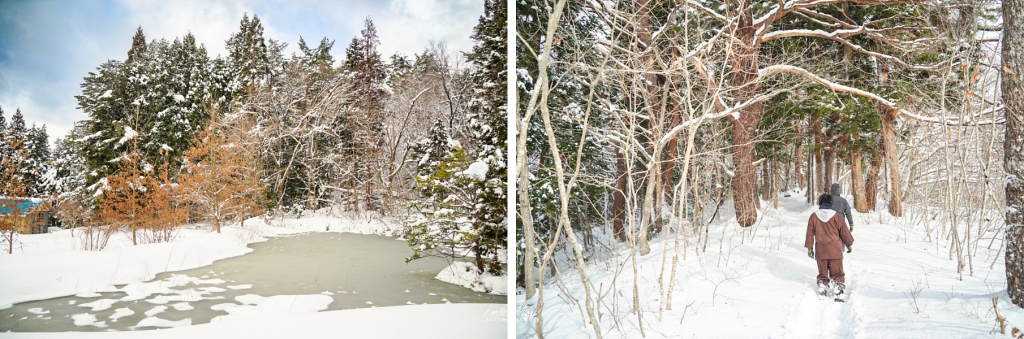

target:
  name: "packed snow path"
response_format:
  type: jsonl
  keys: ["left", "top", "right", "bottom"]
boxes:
{"left": 518, "top": 192, "right": 1015, "bottom": 338}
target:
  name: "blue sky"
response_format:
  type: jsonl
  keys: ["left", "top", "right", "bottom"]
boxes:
{"left": 0, "top": 0, "right": 483, "bottom": 144}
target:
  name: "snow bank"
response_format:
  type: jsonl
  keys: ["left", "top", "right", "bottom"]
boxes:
{"left": 2, "top": 303, "right": 505, "bottom": 339}
{"left": 209, "top": 294, "right": 333, "bottom": 323}
{"left": 436, "top": 262, "right": 508, "bottom": 295}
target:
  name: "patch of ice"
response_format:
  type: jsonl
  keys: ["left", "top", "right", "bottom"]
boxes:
{"left": 78, "top": 298, "right": 119, "bottom": 311}
{"left": 109, "top": 308, "right": 134, "bottom": 322}
{"left": 172, "top": 302, "right": 194, "bottom": 311}
{"left": 71, "top": 313, "right": 106, "bottom": 327}
{"left": 145, "top": 305, "right": 168, "bottom": 317}
{"left": 26, "top": 308, "right": 49, "bottom": 315}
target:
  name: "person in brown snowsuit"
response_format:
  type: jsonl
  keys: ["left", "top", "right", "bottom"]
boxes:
{"left": 805, "top": 194, "right": 854, "bottom": 300}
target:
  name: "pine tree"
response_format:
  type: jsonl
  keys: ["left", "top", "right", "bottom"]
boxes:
{"left": 0, "top": 107, "right": 8, "bottom": 177}
{"left": 25, "top": 124, "right": 52, "bottom": 197}
{"left": 226, "top": 14, "right": 271, "bottom": 99}
{"left": 464, "top": 0, "right": 508, "bottom": 275}
{"left": 405, "top": 120, "right": 474, "bottom": 266}
{"left": 342, "top": 17, "right": 388, "bottom": 212}
{"left": 7, "top": 110, "right": 30, "bottom": 196}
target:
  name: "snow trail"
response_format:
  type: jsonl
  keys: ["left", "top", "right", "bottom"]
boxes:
{"left": 518, "top": 191, "right": 1014, "bottom": 338}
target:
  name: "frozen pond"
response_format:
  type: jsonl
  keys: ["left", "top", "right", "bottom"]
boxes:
{"left": 0, "top": 232, "right": 504, "bottom": 332}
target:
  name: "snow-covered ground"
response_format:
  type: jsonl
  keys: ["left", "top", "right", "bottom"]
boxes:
{"left": 1, "top": 209, "right": 506, "bottom": 337}
{"left": 2, "top": 303, "right": 505, "bottom": 339}
{"left": 517, "top": 191, "right": 1019, "bottom": 338}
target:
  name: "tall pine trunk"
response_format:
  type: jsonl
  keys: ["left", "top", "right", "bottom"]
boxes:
{"left": 881, "top": 108, "right": 903, "bottom": 216}
{"left": 852, "top": 151, "right": 868, "bottom": 212}
{"left": 866, "top": 144, "right": 882, "bottom": 210}
{"left": 1003, "top": 0, "right": 1024, "bottom": 307}
{"left": 730, "top": 0, "right": 762, "bottom": 227}
{"left": 795, "top": 121, "right": 805, "bottom": 190}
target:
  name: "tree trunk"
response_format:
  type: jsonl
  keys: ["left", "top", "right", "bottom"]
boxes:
{"left": 1003, "top": 0, "right": 1024, "bottom": 307}
{"left": 807, "top": 139, "right": 815, "bottom": 204}
{"left": 852, "top": 151, "right": 868, "bottom": 212}
{"left": 881, "top": 108, "right": 903, "bottom": 216}
{"left": 613, "top": 150, "right": 628, "bottom": 242}
{"left": 866, "top": 144, "right": 881, "bottom": 210}
{"left": 812, "top": 115, "right": 824, "bottom": 195}
{"left": 824, "top": 148, "right": 834, "bottom": 190}
{"left": 730, "top": 0, "right": 762, "bottom": 227}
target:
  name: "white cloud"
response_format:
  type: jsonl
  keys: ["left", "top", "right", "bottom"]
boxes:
{"left": 117, "top": 0, "right": 253, "bottom": 58}
{"left": 0, "top": 0, "right": 485, "bottom": 144}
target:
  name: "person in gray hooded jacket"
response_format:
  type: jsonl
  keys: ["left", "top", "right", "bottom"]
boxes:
{"left": 831, "top": 183, "right": 854, "bottom": 231}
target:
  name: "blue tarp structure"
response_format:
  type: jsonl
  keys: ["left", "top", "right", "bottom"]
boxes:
{"left": 0, "top": 198, "right": 51, "bottom": 234}
{"left": 0, "top": 198, "right": 46, "bottom": 215}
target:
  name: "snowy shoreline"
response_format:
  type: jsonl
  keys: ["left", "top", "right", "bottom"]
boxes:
{"left": 1, "top": 303, "right": 506, "bottom": 339}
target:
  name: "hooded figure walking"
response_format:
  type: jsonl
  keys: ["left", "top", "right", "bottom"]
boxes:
{"left": 806, "top": 193, "right": 854, "bottom": 302}
{"left": 831, "top": 183, "right": 855, "bottom": 231}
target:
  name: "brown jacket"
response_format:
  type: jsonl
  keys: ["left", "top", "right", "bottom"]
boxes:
{"left": 805, "top": 208, "right": 854, "bottom": 260}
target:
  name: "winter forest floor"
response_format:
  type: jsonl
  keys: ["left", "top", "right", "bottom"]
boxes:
{"left": 517, "top": 191, "right": 1021, "bottom": 339}
{"left": 0, "top": 210, "right": 506, "bottom": 338}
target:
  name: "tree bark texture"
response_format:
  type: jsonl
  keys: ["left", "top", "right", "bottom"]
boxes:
{"left": 881, "top": 108, "right": 903, "bottom": 216}
{"left": 813, "top": 115, "right": 824, "bottom": 195}
{"left": 852, "top": 151, "right": 868, "bottom": 213}
{"left": 613, "top": 151, "right": 628, "bottom": 242}
{"left": 866, "top": 144, "right": 881, "bottom": 211}
{"left": 730, "top": 0, "right": 762, "bottom": 227}
{"left": 1003, "top": 0, "right": 1024, "bottom": 307}
{"left": 824, "top": 149, "right": 834, "bottom": 190}
{"left": 796, "top": 122, "right": 805, "bottom": 190}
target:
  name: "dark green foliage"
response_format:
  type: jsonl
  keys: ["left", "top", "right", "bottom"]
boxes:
{"left": 464, "top": 0, "right": 508, "bottom": 275}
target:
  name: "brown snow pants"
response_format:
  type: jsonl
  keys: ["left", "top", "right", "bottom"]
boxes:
{"left": 816, "top": 258, "right": 845, "bottom": 286}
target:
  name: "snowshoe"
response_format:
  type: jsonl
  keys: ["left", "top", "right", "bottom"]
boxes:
{"left": 816, "top": 283, "right": 828, "bottom": 299}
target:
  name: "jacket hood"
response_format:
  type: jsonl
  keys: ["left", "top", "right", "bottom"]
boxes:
{"left": 831, "top": 183, "right": 841, "bottom": 195}
{"left": 815, "top": 208, "right": 837, "bottom": 223}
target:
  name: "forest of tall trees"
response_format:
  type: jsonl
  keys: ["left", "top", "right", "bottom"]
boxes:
{"left": 1, "top": 4, "right": 506, "bottom": 275}
{"left": 517, "top": 0, "right": 1006, "bottom": 337}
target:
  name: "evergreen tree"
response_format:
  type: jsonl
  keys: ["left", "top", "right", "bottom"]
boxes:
{"left": 386, "top": 53, "right": 411, "bottom": 88}
{"left": 405, "top": 120, "right": 475, "bottom": 270}
{"left": 0, "top": 106, "right": 7, "bottom": 169}
{"left": 464, "top": 0, "right": 508, "bottom": 275}
{"left": 52, "top": 124, "right": 88, "bottom": 200}
{"left": 8, "top": 110, "right": 30, "bottom": 195}
{"left": 226, "top": 14, "right": 271, "bottom": 99}
{"left": 341, "top": 17, "right": 388, "bottom": 211}
{"left": 26, "top": 124, "right": 52, "bottom": 197}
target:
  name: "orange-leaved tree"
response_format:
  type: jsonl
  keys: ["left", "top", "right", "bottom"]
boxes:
{"left": 179, "top": 109, "right": 264, "bottom": 233}
{"left": 96, "top": 149, "right": 147, "bottom": 246}
{"left": 0, "top": 133, "right": 30, "bottom": 254}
